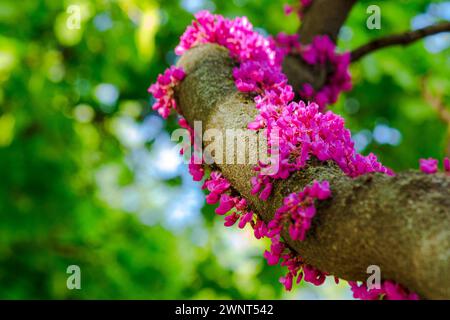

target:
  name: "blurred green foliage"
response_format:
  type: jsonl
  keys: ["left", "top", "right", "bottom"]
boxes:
{"left": 0, "top": 0, "right": 448, "bottom": 299}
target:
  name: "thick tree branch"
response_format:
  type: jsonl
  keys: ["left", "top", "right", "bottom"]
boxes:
{"left": 284, "top": 0, "right": 357, "bottom": 93}
{"left": 176, "top": 44, "right": 450, "bottom": 299}
{"left": 351, "top": 22, "right": 450, "bottom": 62}
{"left": 297, "top": 0, "right": 357, "bottom": 43}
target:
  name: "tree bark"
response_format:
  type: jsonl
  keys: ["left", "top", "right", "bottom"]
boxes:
{"left": 297, "top": 0, "right": 357, "bottom": 43}
{"left": 175, "top": 44, "right": 450, "bottom": 299}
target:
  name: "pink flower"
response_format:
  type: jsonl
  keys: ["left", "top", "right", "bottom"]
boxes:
{"left": 383, "top": 281, "right": 419, "bottom": 300}
{"left": 263, "top": 236, "right": 285, "bottom": 265}
{"left": 279, "top": 273, "right": 293, "bottom": 291}
{"left": 309, "top": 180, "right": 331, "bottom": 200}
{"left": 247, "top": 119, "right": 265, "bottom": 130}
{"left": 269, "top": 180, "right": 331, "bottom": 241}
{"left": 263, "top": 250, "right": 280, "bottom": 266}
{"left": 235, "top": 198, "right": 247, "bottom": 211}
{"left": 299, "top": 83, "right": 315, "bottom": 99}
{"left": 259, "top": 182, "right": 273, "bottom": 200}
{"left": 205, "top": 192, "right": 220, "bottom": 205}
{"left": 290, "top": 35, "right": 352, "bottom": 109}
{"left": 147, "top": 9, "right": 416, "bottom": 300}
{"left": 275, "top": 33, "right": 301, "bottom": 54}
{"left": 250, "top": 175, "right": 274, "bottom": 199}
{"left": 349, "top": 282, "right": 383, "bottom": 300}
{"left": 419, "top": 158, "right": 438, "bottom": 174}
{"left": 443, "top": 157, "right": 450, "bottom": 173}
{"left": 188, "top": 161, "right": 204, "bottom": 181}
{"left": 302, "top": 264, "right": 326, "bottom": 286}
{"left": 224, "top": 212, "right": 240, "bottom": 227}
{"left": 349, "top": 280, "right": 419, "bottom": 300}
{"left": 203, "top": 171, "right": 231, "bottom": 204}
{"left": 238, "top": 211, "right": 254, "bottom": 229}
{"left": 253, "top": 219, "right": 268, "bottom": 239}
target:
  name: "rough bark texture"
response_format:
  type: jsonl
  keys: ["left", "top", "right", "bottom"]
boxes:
{"left": 176, "top": 44, "right": 450, "bottom": 299}
{"left": 283, "top": 0, "right": 357, "bottom": 93}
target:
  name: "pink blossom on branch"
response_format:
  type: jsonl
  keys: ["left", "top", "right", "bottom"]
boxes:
{"left": 202, "top": 171, "right": 231, "bottom": 204}
{"left": 298, "top": 35, "right": 352, "bottom": 109}
{"left": 148, "top": 66, "right": 185, "bottom": 118}
{"left": 215, "top": 194, "right": 237, "bottom": 215}
{"left": 419, "top": 158, "right": 438, "bottom": 174}
{"left": 268, "top": 180, "right": 331, "bottom": 242}
{"left": 349, "top": 281, "right": 419, "bottom": 300}
{"left": 188, "top": 161, "right": 204, "bottom": 181}
{"left": 147, "top": 10, "right": 419, "bottom": 300}
{"left": 224, "top": 212, "right": 240, "bottom": 227}
{"left": 444, "top": 157, "right": 450, "bottom": 173}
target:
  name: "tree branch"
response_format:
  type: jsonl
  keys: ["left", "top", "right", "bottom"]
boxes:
{"left": 176, "top": 44, "right": 450, "bottom": 299}
{"left": 297, "top": 0, "right": 357, "bottom": 43}
{"left": 421, "top": 77, "right": 450, "bottom": 158}
{"left": 351, "top": 22, "right": 450, "bottom": 62}
{"left": 284, "top": 0, "right": 357, "bottom": 93}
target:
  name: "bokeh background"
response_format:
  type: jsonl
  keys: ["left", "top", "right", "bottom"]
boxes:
{"left": 0, "top": 0, "right": 449, "bottom": 299}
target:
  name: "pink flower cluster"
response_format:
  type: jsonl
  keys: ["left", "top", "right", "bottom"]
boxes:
{"left": 349, "top": 281, "right": 419, "bottom": 300}
{"left": 262, "top": 181, "right": 331, "bottom": 290}
{"left": 175, "top": 11, "right": 280, "bottom": 66}
{"left": 298, "top": 35, "right": 352, "bottom": 109}
{"left": 202, "top": 171, "right": 256, "bottom": 229}
{"left": 248, "top": 101, "right": 393, "bottom": 201}
{"left": 201, "top": 175, "right": 332, "bottom": 292}
{"left": 274, "top": 34, "right": 352, "bottom": 110}
{"left": 274, "top": 33, "right": 302, "bottom": 58}
{"left": 268, "top": 181, "right": 331, "bottom": 241}
{"left": 201, "top": 171, "right": 274, "bottom": 236}
{"left": 419, "top": 157, "right": 450, "bottom": 174}
{"left": 148, "top": 66, "right": 185, "bottom": 119}
{"left": 264, "top": 235, "right": 327, "bottom": 291}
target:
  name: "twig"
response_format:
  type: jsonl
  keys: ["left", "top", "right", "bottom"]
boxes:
{"left": 351, "top": 22, "right": 450, "bottom": 62}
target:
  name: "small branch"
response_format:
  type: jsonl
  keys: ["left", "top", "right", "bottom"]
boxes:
{"left": 176, "top": 44, "right": 450, "bottom": 299}
{"left": 351, "top": 22, "right": 450, "bottom": 62}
